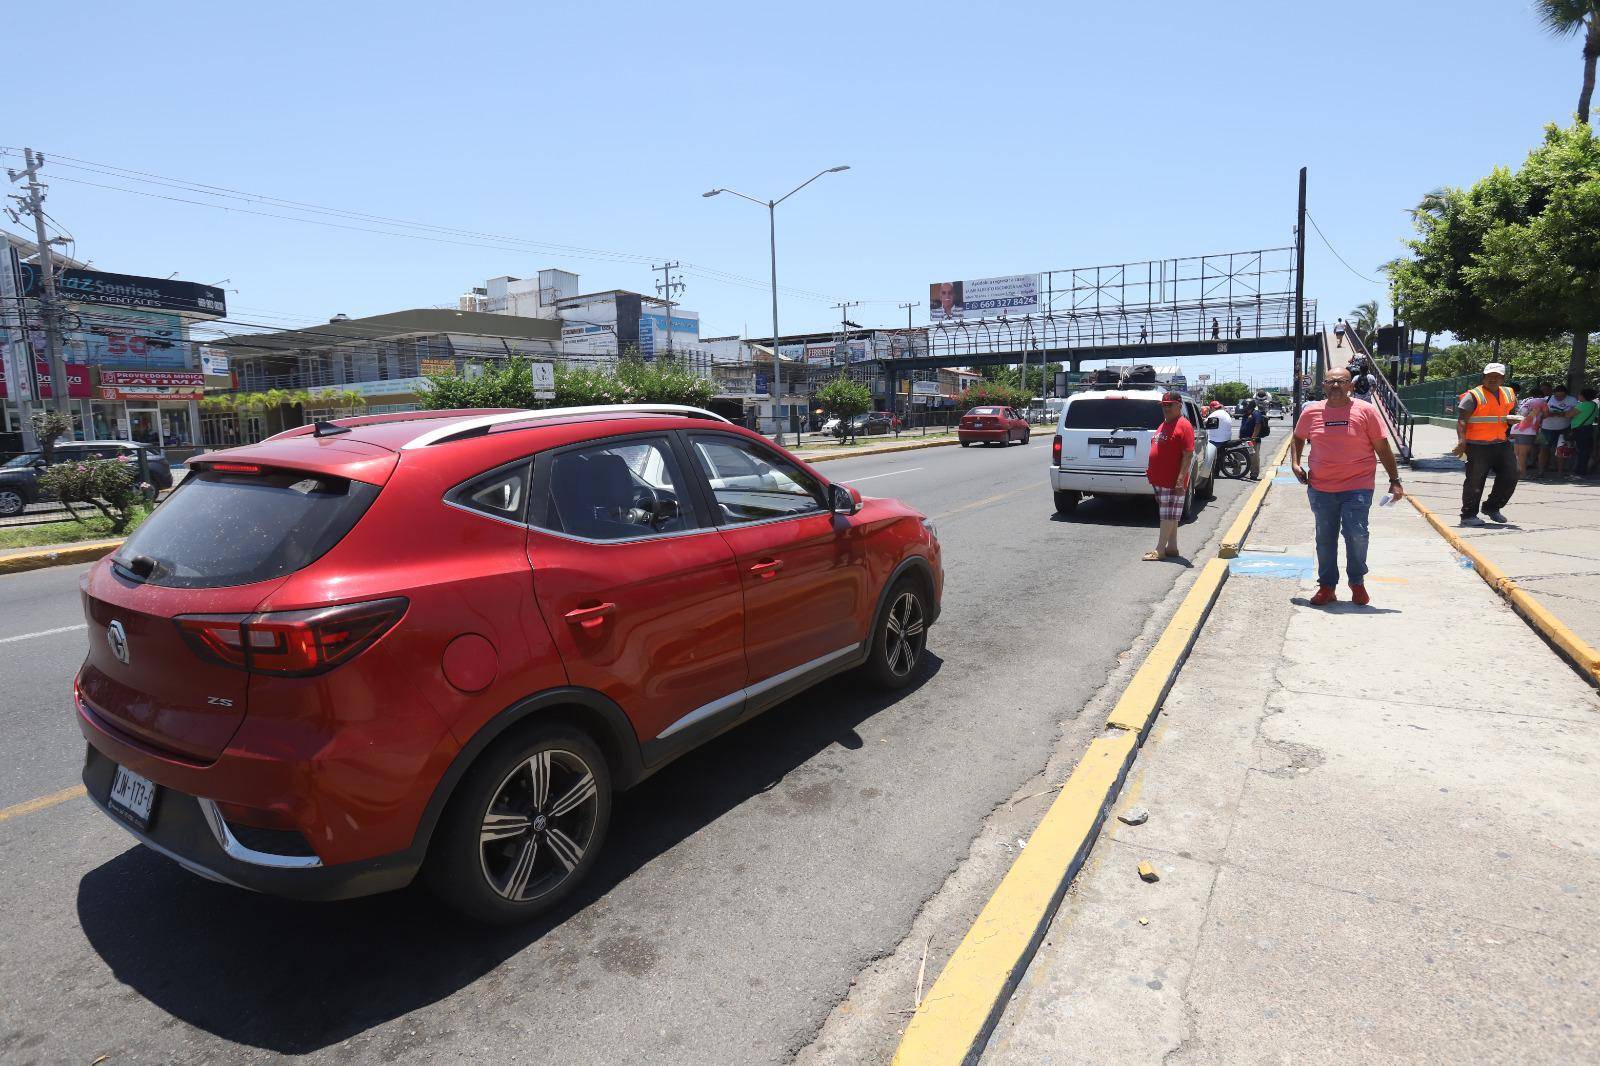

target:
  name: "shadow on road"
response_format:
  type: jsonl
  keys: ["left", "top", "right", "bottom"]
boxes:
{"left": 1048, "top": 489, "right": 1224, "bottom": 528}
{"left": 75, "top": 654, "right": 941, "bottom": 1054}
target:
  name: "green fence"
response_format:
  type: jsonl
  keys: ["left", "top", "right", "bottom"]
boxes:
{"left": 1397, "top": 374, "right": 1478, "bottom": 418}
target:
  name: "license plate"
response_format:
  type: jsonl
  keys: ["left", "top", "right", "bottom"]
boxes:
{"left": 108, "top": 764, "right": 158, "bottom": 830}
{"left": 1098, "top": 445, "right": 1125, "bottom": 459}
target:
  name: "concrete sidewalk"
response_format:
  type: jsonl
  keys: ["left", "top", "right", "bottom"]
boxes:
{"left": 982, "top": 463, "right": 1600, "bottom": 1063}
{"left": 1405, "top": 422, "right": 1600, "bottom": 651}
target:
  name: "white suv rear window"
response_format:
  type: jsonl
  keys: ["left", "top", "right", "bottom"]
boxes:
{"left": 1062, "top": 399, "right": 1163, "bottom": 430}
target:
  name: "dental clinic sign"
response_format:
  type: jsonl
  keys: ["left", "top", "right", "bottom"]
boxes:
{"left": 17, "top": 265, "right": 226, "bottom": 318}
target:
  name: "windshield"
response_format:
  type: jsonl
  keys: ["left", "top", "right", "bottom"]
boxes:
{"left": 1062, "top": 399, "right": 1164, "bottom": 430}
{"left": 2, "top": 453, "right": 42, "bottom": 469}
{"left": 969, "top": 407, "right": 1001, "bottom": 416}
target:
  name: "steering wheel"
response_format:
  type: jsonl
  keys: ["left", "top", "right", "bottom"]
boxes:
{"left": 629, "top": 482, "right": 662, "bottom": 525}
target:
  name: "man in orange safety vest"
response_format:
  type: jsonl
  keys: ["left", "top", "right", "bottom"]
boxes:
{"left": 1454, "top": 362, "right": 1518, "bottom": 526}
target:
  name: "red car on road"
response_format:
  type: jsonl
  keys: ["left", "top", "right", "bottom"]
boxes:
{"left": 958, "top": 406, "right": 1030, "bottom": 447}
{"left": 75, "top": 405, "right": 942, "bottom": 922}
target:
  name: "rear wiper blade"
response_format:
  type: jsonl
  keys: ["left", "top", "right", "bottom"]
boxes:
{"left": 115, "top": 553, "right": 160, "bottom": 580}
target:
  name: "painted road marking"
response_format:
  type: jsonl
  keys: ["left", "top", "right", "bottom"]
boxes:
{"left": 0, "top": 623, "right": 87, "bottom": 645}
{"left": 931, "top": 486, "right": 1033, "bottom": 522}
{"left": 840, "top": 467, "right": 924, "bottom": 483}
{"left": 1228, "top": 554, "right": 1318, "bottom": 579}
{"left": 0, "top": 784, "right": 86, "bottom": 824}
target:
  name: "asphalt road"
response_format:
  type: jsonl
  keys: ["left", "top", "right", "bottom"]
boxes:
{"left": 0, "top": 436, "right": 1252, "bottom": 1065}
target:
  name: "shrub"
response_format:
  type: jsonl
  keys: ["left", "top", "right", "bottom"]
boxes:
{"left": 29, "top": 409, "right": 72, "bottom": 463}
{"left": 814, "top": 376, "right": 872, "bottom": 420}
{"left": 37, "top": 459, "right": 151, "bottom": 534}
{"left": 963, "top": 382, "right": 1030, "bottom": 410}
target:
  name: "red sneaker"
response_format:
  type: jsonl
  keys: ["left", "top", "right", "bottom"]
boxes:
{"left": 1350, "top": 584, "right": 1370, "bottom": 606}
{"left": 1309, "top": 586, "right": 1338, "bottom": 606}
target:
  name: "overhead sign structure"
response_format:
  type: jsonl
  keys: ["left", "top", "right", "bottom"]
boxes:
{"left": 928, "top": 274, "right": 1040, "bottom": 322}
{"left": 17, "top": 265, "right": 226, "bottom": 318}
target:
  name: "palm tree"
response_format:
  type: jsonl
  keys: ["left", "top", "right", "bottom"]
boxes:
{"left": 1537, "top": 1, "right": 1600, "bottom": 124}
{"left": 1349, "top": 300, "right": 1381, "bottom": 345}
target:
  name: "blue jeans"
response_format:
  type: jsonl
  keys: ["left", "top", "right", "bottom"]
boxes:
{"left": 1307, "top": 486, "right": 1372, "bottom": 588}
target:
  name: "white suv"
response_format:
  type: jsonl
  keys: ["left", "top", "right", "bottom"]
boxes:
{"left": 1048, "top": 388, "right": 1216, "bottom": 518}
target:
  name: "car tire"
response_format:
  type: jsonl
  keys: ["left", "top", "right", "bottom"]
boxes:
{"left": 960, "top": 441, "right": 971, "bottom": 448}
{"left": 0, "top": 489, "right": 25, "bottom": 517}
{"left": 423, "top": 722, "right": 612, "bottom": 925}
{"left": 1181, "top": 480, "right": 1196, "bottom": 523}
{"left": 1023, "top": 431, "right": 1031, "bottom": 444}
{"left": 864, "top": 577, "right": 929, "bottom": 689}
{"left": 1054, "top": 489, "right": 1080, "bottom": 514}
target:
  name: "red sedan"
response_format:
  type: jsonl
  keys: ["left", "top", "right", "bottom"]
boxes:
{"left": 958, "top": 406, "right": 1030, "bottom": 447}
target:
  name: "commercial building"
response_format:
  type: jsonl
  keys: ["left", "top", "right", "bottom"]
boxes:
{"left": 205, "top": 309, "right": 561, "bottom": 444}
{"left": 461, "top": 268, "right": 700, "bottom": 362}
{"left": 1, "top": 233, "right": 225, "bottom": 453}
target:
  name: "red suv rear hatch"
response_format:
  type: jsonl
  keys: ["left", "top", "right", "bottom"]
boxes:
{"left": 77, "top": 447, "right": 393, "bottom": 762}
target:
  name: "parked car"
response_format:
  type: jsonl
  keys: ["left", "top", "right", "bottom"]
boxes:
{"left": 0, "top": 440, "right": 173, "bottom": 517}
{"left": 1048, "top": 388, "right": 1216, "bottom": 518}
{"left": 74, "top": 404, "right": 942, "bottom": 923}
{"left": 958, "top": 406, "right": 1030, "bottom": 447}
{"left": 833, "top": 411, "right": 898, "bottom": 438}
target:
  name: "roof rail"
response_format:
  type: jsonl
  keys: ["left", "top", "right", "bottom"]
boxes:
{"left": 400, "top": 404, "right": 732, "bottom": 450}
{"left": 263, "top": 408, "right": 523, "bottom": 442}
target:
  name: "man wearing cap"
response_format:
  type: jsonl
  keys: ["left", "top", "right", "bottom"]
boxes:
{"left": 1204, "top": 400, "right": 1233, "bottom": 450}
{"left": 1454, "top": 363, "right": 1518, "bottom": 525}
{"left": 1143, "top": 391, "right": 1195, "bottom": 561}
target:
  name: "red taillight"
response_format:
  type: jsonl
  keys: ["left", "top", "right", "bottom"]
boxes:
{"left": 1052, "top": 434, "right": 1063, "bottom": 463}
{"left": 176, "top": 598, "right": 406, "bottom": 676}
{"left": 210, "top": 462, "right": 262, "bottom": 474}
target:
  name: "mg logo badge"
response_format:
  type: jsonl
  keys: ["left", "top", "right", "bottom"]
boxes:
{"left": 107, "top": 620, "right": 130, "bottom": 665}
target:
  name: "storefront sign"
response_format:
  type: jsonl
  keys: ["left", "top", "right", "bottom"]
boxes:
{"left": 80, "top": 309, "right": 188, "bottom": 369}
{"left": 18, "top": 265, "right": 226, "bottom": 318}
{"left": 100, "top": 369, "right": 205, "bottom": 388}
{"left": 34, "top": 361, "right": 92, "bottom": 400}
{"left": 420, "top": 358, "right": 455, "bottom": 376}
{"left": 199, "top": 347, "right": 231, "bottom": 376}
{"left": 341, "top": 376, "right": 431, "bottom": 398}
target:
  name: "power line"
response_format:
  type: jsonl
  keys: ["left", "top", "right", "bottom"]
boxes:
{"left": 1304, "top": 210, "right": 1382, "bottom": 285}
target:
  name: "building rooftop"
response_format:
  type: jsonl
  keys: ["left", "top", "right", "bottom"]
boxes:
{"left": 209, "top": 308, "right": 563, "bottom": 353}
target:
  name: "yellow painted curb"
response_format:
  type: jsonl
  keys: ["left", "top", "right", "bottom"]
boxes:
{"left": 1104, "top": 558, "right": 1230, "bottom": 735}
{"left": 0, "top": 539, "right": 124, "bottom": 576}
{"left": 1218, "top": 434, "right": 1294, "bottom": 558}
{"left": 796, "top": 436, "right": 961, "bottom": 464}
{"left": 892, "top": 730, "right": 1139, "bottom": 1066}
{"left": 1408, "top": 496, "right": 1600, "bottom": 686}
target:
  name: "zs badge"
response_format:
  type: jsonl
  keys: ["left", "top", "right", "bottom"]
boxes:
{"left": 207, "top": 697, "right": 234, "bottom": 707}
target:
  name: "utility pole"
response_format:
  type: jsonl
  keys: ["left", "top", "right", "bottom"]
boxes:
{"left": 1293, "top": 167, "right": 1307, "bottom": 419}
{"left": 6, "top": 148, "right": 69, "bottom": 414}
{"left": 898, "top": 301, "right": 919, "bottom": 428}
{"left": 653, "top": 261, "right": 684, "bottom": 359}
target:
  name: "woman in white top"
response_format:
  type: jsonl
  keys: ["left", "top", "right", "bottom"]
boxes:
{"left": 1511, "top": 385, "right": 1547, "bottom": 477}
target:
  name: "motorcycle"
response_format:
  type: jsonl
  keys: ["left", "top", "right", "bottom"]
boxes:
{"left": 1216, "top": 439, "right": 1255, "bottom": 480}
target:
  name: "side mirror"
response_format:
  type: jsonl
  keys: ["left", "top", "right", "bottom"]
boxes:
{"left": 31, "top": 458, "right": 47, "bottom": 469}
{"left": 828, "top": 483, "right": 862, "bottom": 515}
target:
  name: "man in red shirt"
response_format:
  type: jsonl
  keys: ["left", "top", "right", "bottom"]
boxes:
{"left": 1290, "top": 368, "right": 1405, "bottom": 606}
{"left": 1144, "top": 392, "right": 1195, "bottom": 561}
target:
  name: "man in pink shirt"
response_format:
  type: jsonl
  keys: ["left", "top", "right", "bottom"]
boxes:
{"left": 1290, "top": 368, "right": 1405, "bottom": 606}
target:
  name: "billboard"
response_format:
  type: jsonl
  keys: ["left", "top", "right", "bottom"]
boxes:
{"left": 637, "top": 311, "right": 699, "bottom": 359}
{"left": 928, "top": 274, "right": 1040, "bottom": 321}
{"left": 17, "top": 265, "right": 226, "bottom": 318}
{"left": 78, "top": 308, "right": 189, "bottom": 369}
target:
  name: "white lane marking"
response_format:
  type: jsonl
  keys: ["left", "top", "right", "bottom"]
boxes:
{"left": 0, "top": 623, "right": 87, "bottom": 645}
{"left": 839, "top": 467, "right": 924, "bottom": 484}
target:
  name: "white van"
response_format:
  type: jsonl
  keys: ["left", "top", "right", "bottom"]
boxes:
{"left": 1048, "top": 388, "right": 1217, "bottom": 518}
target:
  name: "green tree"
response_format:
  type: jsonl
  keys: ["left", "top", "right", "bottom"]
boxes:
{"left": 963, "top": 381, "right": 1031, "bottom": 409}
{"left": 813, "top": 376, "right": 871, "bottom": 421}
{"left": 1391, "top": 123, "right": 1600, "bottom": 392}
{"left": 1422, "top": 335, "right": 1598, "bottom": 385}
{"left": 1537, "top": 0, "right": 1600, "bottom": 123}
{"left": 1349, "top": 300, "right": 1381, "bottom": 344}
{"left": 1205, "top": 381, "right": 1251, "bottom": 405}
{"left": 29, "top": 409, "right": 71, "bottom": 463}
{"left": 38, "top": 459, "right": 149, "bottom": 534}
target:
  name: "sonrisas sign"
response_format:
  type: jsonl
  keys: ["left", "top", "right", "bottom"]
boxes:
{"left": 17, "top": 265, "right": 226, "bottom": 318}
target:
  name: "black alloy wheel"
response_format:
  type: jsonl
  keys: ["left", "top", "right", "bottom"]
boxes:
{"left": 865, "top": 578, "right": 928, "bottom": 689}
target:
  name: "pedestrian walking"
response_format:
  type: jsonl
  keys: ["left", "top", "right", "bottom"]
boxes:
{"left": 1234, "top": 317, "right": 1242, "bottom": 339}
{"left": 1573, "top": 387, "right": 1598, "bottom": 477}
{"left": 1511, "top": 384, "right": 1548, "bottom": 477}
{"left": 1238, "top": 398, "right": 1267, "bottom": 479}
{"left": 1140, "top": 324, "right": 1149, "bottom": 343}
{"left": 1351, "top": 360, "right": 1375, "bottom": 400}
{"left": 1453, "top": 362, "right": 1519, "bottom": 525}
{"left": 1334, "top": 319, "right": 1347, "bottom": 347}
{"left": 1539, "top": 384, "right": 1579, "bottom": 477}
{"left": 1290, "top": 368, "right": 1404, "bottom": 606}
{"left": 1211, "top": 317, "right": 1221, "bottom": 340}
{"left": 1143, "top": 391, "right": 1194, "bottom": 562}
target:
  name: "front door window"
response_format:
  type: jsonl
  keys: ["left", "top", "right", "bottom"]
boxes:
{"left": 127, "top": 408, "right": 160, "bottom": 447}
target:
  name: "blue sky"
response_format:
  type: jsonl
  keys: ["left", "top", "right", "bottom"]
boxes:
{"left": 10, "top": 0, "right": 1588, "bottom": 386}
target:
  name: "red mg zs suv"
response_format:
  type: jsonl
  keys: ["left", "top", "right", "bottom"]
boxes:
{"left": 75, "top": 405, "right": 941, "bottom": 922}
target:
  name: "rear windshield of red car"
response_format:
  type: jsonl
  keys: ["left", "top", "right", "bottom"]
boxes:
{"left": 969, "top": 407, "right": 1002, "bottom": 416}
{"left": 1062, "top": 399, "right": 1164, "bottom": 430}
{"left": 113, "top": 468, "right": 380, "bottom": 588}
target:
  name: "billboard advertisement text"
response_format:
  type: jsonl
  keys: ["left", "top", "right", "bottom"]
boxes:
{"left": 929, "top": 274, "right": 1040, "bottom": 321}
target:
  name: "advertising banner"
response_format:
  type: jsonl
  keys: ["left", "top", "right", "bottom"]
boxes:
{"left": 928, "top": 274, "right": 1040, "bottom": 321}
{"left": 98, "top": 386, "right": 205, "bottom": 401}
{"left": 32, "top": 361, "right": 92, "bottom": 401}
{"left": 199, "top": 347, "right": 231, "bottom": 376}
{"left": 17, "top": 265, "right": 226, "bottom": 318}
{"left": 637, "top": 311, "right": 699, "bottom": 359}
{"left": 79, "top": 308, "right": 188, "bottom": 368}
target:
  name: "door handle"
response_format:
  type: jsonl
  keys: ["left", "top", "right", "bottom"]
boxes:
{"left": 564, "top": 602, "right": 616, "bottom": 631}
{"left": 749, "top": 558, "right": 783, "bottom": 579}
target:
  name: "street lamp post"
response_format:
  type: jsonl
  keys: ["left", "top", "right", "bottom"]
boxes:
{"left": 703, "top": 165, "right": 849, "bottom": 445}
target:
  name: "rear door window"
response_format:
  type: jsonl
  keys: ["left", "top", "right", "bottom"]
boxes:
{"left": 113, "top": 468, "right": 381, "bottom": 588}
{"left": 1062, "top": 399, "right": 1163, "bottom": 430}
